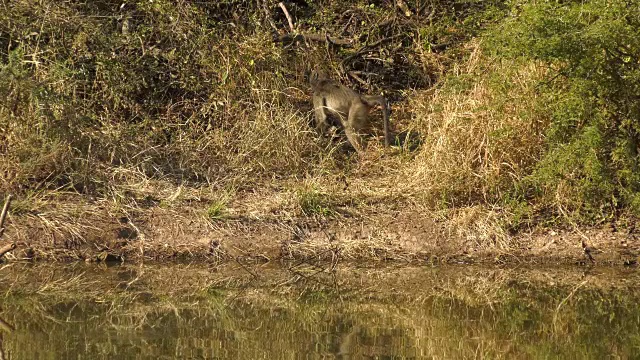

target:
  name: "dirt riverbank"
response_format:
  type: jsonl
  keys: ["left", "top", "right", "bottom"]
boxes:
{"left": 2, "top": 193, "right": 638, "bottom": 266}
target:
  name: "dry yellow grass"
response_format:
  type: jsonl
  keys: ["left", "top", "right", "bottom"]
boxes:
{"left": 400, "top": 42, "right": 549, "bottom": 204}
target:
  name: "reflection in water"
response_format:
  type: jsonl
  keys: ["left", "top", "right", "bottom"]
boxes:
{"left": 0, "top": 316, "right": 12, "bottom": 360}
{"left": 0, "top": 263, "right": 638, "bottom": 359}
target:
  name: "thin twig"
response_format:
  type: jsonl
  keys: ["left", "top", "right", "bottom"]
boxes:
{"left": 287, "top": 267, "right": 332, "bottom": 287}
{"left": 348, "top": 71, "right": 370, "bottom": 88}
{"left": 260, "top": 0, "right": 279, "bottom": 32}
{"left": 553, "top": 279, "right": 589, "bottom": 329}
{"left": 340, "top": 13, "right": 355, "bottom": 34}
{"left": 234, "top": 256, "right": 259, "bottom": 279}
{"left": 0, "top": 195, "right": 11, "bottom": 230}
{"left": 127, "top": 218, "right": 145, "bottom": 260}
{"left": 0, "top": 195, "right": 12, "bottom": 239}
{"left": 278, "top": 2, "right": 295, "bottom": 32}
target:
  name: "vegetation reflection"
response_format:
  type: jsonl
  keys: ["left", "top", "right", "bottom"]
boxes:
{"left": 0, "top": 264, "right": 637, "bottom": 359}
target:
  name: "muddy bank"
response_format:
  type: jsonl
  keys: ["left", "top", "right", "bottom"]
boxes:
{"left": 2, "top": 197, "right": 638, "bottom": 266}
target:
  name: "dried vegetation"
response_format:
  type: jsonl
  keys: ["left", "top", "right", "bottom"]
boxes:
{"left": 0, "top": 0, "right": 638, "bottom": 262}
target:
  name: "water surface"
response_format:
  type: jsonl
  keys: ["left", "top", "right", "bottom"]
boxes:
{"left": 0, "top": 262, "right": 638, "bottom": 359}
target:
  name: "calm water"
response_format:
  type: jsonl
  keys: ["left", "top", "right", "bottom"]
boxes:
{"left": 0, "top": 262, "right": 638, "bottom": 359}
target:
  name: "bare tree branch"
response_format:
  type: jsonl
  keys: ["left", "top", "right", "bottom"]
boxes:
{"left": 278, "top": 2, "right": 295, "bottom": 32}
{"left": 275, "top": 33, "right": 353, "bottom": 47}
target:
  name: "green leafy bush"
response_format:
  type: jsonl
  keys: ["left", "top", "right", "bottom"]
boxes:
{"left": 488, "top": 0, "right": 640, "bottom": 218}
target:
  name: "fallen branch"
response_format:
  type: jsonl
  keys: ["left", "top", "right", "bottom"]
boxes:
{"left": 0, "top": 243, "right": 15, "bottom": 259}
{"left": 275, "top": 33, "right": 353, "bottom": 47}
{"left": 341, "top": 34, "right": 402, "bottom": 66}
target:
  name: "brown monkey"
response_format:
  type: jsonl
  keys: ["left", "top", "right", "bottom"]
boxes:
{"left": 309, "top": 70, "right": 391, "bottom": 152}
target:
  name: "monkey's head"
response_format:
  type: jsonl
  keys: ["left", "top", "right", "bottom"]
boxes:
{"left": 303, "top": 69, "right": 313, "bottom": 84}
{"left": 306, "top": 68, "right": 330, "bottom": 86}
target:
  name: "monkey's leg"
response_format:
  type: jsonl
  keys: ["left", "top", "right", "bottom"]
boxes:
{"left": 344, "top": 126, "right": 364, "bottom": 153}
{"left": 313, "top": 97, "right": 330, "bottom": 135}
{"left": 345, "top": 106, "right": 366, "bottom": 153}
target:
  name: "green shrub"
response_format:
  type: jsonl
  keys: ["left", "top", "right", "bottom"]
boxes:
{"left": 487, "top": 0, "right": 640, "bottom": 218}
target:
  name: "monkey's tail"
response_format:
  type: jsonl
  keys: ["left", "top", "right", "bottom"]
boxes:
{"left": 374, "top": 97, "right": 391, "bottom": 147}
{"left": 383, "top": 99, "right": 390, "bottom": 147}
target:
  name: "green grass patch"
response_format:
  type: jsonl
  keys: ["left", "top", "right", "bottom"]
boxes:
{"left": 296, "top": 184, "right": 336, "bottom": 217}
